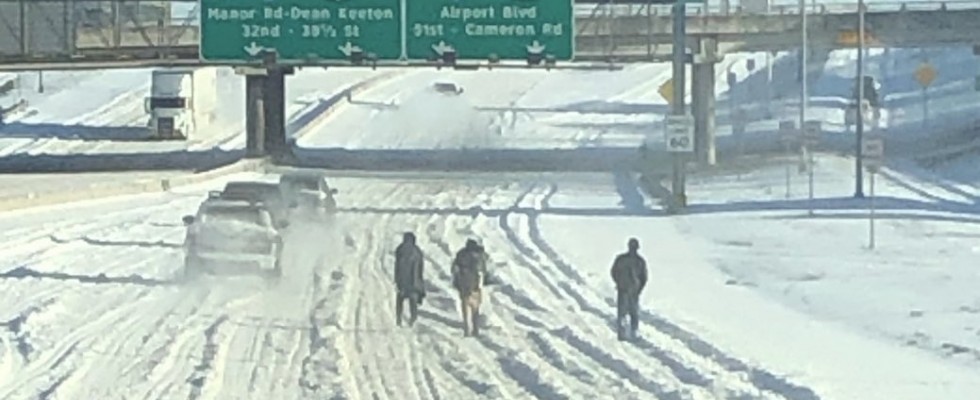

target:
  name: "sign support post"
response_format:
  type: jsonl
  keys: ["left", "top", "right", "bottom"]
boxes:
{"left": 862, "top": 134, "right": 884, "bottom": 249}
{"left": 854, "top": 0, "right": 866, "bottom": 198}
{"left": 665, "top": 114, "right": 695, "bottom": 204}
{"left": 916, "top": 58, "right": 936, "bottom": 129}
{"left": 669, "top": 0, "right": 689, "bottom": 211}
{"left": 870, "top": 168, "right": 876, "bottom": 248}
{"left": 779, "top": 120, "right": 795, "bottom": 199}
{"left": 804, "top": 120, "right": 820, "bottom": 216}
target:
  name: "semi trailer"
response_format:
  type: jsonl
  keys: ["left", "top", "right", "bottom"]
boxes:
{"left": 144, "top": 67, "right": 218, "bottom": 140}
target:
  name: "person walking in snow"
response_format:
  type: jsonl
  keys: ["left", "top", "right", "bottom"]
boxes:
{"left": 451, "top": 238, "right": 488, "bottom": 337}
{"left": 611, "top": 238, "right": 648, "bottom": 340}
{"left": 394, "top": 232, "right": 426, "bottom": 327}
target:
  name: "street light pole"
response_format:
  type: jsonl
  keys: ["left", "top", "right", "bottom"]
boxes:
{"left": 800, "top": 0, "right": 812, "bottom": 215}
{"left": 854, "top": 0, "right": 866, "bottom": 198}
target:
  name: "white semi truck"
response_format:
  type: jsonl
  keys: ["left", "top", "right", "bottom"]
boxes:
{"left": 144, "top": 67, "right": 218, "bottom": 140}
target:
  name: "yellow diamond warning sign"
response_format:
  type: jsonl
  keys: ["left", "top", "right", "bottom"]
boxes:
{"left": 659, "top": 78, "right": 674, "bottom": 105}
{"left": 915, "top": 62, "right": 937, "bottom": 87}
{"left": 836, "top": 30, "right": 878, "bottom": 46}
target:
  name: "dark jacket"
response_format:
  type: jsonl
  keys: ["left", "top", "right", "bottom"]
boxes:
{"left": 394, "top": 242, "right": 425, "bottom": 294}
{"left": 452, "top": 247, "right": 486, "bottom": 294}
{"left": 611, "top": 252, "right": 647, "bottom": 294}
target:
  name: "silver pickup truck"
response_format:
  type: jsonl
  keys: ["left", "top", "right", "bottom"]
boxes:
{"left": 181, "top": 199, "right": 284, "bottom": 279}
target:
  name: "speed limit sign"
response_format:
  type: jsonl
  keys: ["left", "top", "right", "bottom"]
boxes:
{"left": 665, "top": 115, "right": 694, "bottom": 153}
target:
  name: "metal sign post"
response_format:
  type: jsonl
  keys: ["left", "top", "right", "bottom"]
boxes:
{"left": 665, "top": 114, "right": 694, "bottom": 211}
{"left": 727, "top": 71, "right": 745, "bottom": 158}
{"left": 779, "top": 120, "right": 796, "bottom": 198}
{"left": 669, "top": 0, "right": 689, "bottom": 210}
{"left": 854, "top": 0, "right": 866, "bottom": 198}
{"left": 733, "top": 109, "right": 746, "bottom": 158}
{"left": 916, "top": 59, "right": 936, "bottom": 129}
{"left": 862, "top": 134, "right": 884, "bottom": 249}
{"left": 804, "top": 120, "right": 821, "bottom": 215}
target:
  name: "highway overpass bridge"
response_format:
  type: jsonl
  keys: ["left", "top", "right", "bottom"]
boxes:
{"left": 0, "top": 0, "right": 978, "bottom": 70}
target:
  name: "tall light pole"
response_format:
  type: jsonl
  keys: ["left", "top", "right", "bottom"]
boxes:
{"left": 854, "top": 0, "right": 866, "bottom": 198}
{"left": 800, "top": 0, "right": 807, "bottom": 131}
{"left": 800, "top": 0, "right": 810, "bottom": 212}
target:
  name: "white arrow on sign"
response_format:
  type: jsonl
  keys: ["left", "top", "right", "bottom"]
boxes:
{"left": 338, "top": 41, "right": 363, "bottom": 57}
{"left": 244, "top": 42, "right": 266, "bottom": 56}
{"left": 526, "top": 40, "right": 546, "bottom": 54}
{"left": 432, "top": 40, "right": 455, "bottom": 55}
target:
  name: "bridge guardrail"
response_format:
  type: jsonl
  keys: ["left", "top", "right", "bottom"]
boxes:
{"left": 576, "top": 0, "right": 980, "bottom": 17}
{"left": 2, "top": 0, "right": 980, "bottom": 65}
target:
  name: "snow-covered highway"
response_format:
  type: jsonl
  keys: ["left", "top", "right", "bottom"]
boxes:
{"left": 0, "top": 168, "right": 978, "bottom": 399}
{"left": 3, "top": 39, "right": 980, "bottom": 399}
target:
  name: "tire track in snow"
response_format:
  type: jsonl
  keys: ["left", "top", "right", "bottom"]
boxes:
{"left": 489, "top": 212, "right": 706, "bottom": 398}
{"left": 363, "top": 220, "right": 435, "bottom": 400}
{"left": 0, "top": 226, "right": 184, "bottom": 328}
{"left": 207, "top": 244, "right": 323, "bottom": 399}
{"left": 349, "top": 220, "right": 398, "bottom": 400}
{"left": 490, "top": 182, "right": 797, "bottom": 399}
{"left": 123, "top": 289, "right": 213, "bottom": 400}
{"left": 292, "top": 184, "right": 398, "bottom": 399}
{"left": 134, "top": 286, "right": 251, "bottom": 400}
{"left": 0, "top": 196, "right": 193, "bottom": 272}
{"left": 417, "top": 255, "right": 575, "bottom": 399}
{"left": 54, "top": 288, "right": 205, "bottom": 397}
{"left": 298, "top": 267, "right": 348, "bottom": 397}
{"left": 357, "top": 187, "right": 460, "bottom": 400}
{"left": 0, "top": 177, "right": 309, "bottom": 398}
{"left": 0, "top": 232, "right": 189, "bottom": 398}
{"left": 524, "top": 180, "right": 822, "bottom": 400}
{"left": 167, "top": 284, "right": 274, "bottom": 400}
{"left": 187, "top": 314, "right": 229, "bottom": 400}
{"left": 410, "top": 188, "right": 548, "bottom": 399}
{"left": 324, "top": 183, "right": 428, "bottom": 400}
{"left": 421, "top": 211, "right": 632, "bottom": 400}
{"left": 0, "top": 285, "right": 155, "bottom": 399}
{"left": 433, "top": 234, "right": 669, "bottom": 400}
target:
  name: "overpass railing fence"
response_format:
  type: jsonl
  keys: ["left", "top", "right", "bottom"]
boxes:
{"left": 1, "top": 0, "right": 978, "bottom": 63}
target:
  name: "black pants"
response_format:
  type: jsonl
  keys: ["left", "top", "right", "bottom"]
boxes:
{"left": 396, "top": 291, "right": 420, "bottom": 326}
{"left": 617, "top": 290, "right": 640, "bottom": 337}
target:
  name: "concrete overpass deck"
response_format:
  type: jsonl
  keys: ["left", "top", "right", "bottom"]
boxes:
{"left": 0, "top": 0, "right": 977, "bottom": 70}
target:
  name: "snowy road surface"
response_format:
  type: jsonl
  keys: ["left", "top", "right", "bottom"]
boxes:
{"left": 0, "top": 68, "right": 388, "bottom": 156}
{"left": 0, "top": 171, "right": 190, "bottom": 197}
{"left": 1, "top": 170, "right": 978, "bottom": 399}
{"left": 297, "top": 65, "right": 675, "bottom": 150}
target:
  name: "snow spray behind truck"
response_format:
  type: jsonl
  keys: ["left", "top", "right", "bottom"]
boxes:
{"left": 144, "top": 67, "right": 218, "bottom": 140}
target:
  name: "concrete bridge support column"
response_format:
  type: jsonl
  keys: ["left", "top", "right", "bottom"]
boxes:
{"left": 244, "top": 74, "right": 267, "bottom": 158}
{"left": 263, "top": 66, "right": 295, "bottom": 161}
{"left": 692, "top": 38, "right": 720, "bottom": 166}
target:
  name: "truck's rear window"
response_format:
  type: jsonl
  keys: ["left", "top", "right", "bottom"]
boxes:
{"left": 148, "top": 97, "right": 186, "bottom": 109}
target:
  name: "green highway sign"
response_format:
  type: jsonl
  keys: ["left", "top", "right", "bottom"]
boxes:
{"left": 405, "top": 0, "right": 574, "bottom": 61}
{"left": 200, "top": 0, "right": 575, "bottom": 64}
{"left": 199, "top": 0, "right": 403, "bottom": 63}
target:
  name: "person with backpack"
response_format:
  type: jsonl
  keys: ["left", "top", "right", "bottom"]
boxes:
{"left": 451, "top": 238, "right": 488, "bottom": 337}
{"left": 394, "top": 232, "right": 425, "bottom": 327}
{"left": 610, "top": 238, "right": 648, "bottom": 340}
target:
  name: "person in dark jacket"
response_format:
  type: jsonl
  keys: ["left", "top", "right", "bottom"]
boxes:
{"left": 610, "top": 238, "right": 648, "bottom": 340}
{"left": 394, "top": 232, "right": 425, "bottom": 327}
{"left": 452, "top": 238, "right": 488, "bottom": 337}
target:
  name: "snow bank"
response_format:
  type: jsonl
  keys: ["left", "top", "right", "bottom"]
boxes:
{"left": 540, "top": 215, "right": 980, "bottom": 400}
